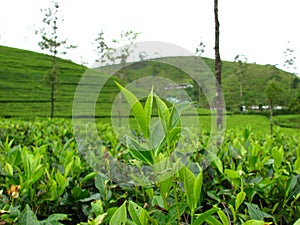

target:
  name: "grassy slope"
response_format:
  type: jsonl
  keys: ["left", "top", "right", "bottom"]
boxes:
{"left": 0, "top": 45, "right": 299, "bottom": 123}
{"left": 0, "top": 45, "right": 86, "bottom": 117}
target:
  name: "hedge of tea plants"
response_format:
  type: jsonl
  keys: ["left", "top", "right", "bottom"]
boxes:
{"left": 0, "top": 116, "right": 299, "bottom": 225}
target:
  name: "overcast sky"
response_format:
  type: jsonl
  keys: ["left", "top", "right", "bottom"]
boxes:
{"left": 0, "top": 0, "right": 299, "bottom": 74}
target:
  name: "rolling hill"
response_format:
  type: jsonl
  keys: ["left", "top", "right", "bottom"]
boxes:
{"left": 0, "top": 45, "right": 299, "bottom": 118}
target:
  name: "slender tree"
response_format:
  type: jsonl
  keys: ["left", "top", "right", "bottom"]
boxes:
{"left": 195, "top": 41, "right": 206, "bottom": 57}
{"left": 195, "top": 41, "right": 207, "bottom": 108}
{"left": 283, "top": 41, "right": 297, "bottom": 106}
{"left": 234, "top": 54, "right": 248, "bottom": 101}
{"left": 266, "top": 79, "right": 283, "bottom": 135}
{"left": 214, "top": 0, "right": 222, "bottom": 129}
{"left": 116, "top": 30, "right": 140, "bottom": 82}
{"left": 36, "top": 1, "right": 76, "bottom": 118}
{"left": 95, "top": 30, "right": 108, "bottom": 64}
{"left": 95, "top": 30, "right": 139, "bottom": 125}
{"left": 283, "top": 41, "right": 297, "bottom": 75}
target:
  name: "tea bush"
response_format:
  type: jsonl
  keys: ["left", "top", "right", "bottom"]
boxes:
{"left": 0, "top": 112, "right": 299, "bottom": 224}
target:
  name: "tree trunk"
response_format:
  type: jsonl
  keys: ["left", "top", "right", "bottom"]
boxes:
{"left": 214, "top": 0, "right": 222, "bottom": 129}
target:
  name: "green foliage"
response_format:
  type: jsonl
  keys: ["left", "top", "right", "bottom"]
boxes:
{"left": 0, "top": 114, "right": 300, "bottom": 224}
{"left": 265, "top": 79, "right": 284, "bottom": 106}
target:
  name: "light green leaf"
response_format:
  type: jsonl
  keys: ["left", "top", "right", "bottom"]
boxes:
{"left": 212, "top": 157, "right": 223, "bottom": 173}
{"left": 144, "top": 87, "right": 153, "bottom": 128}
{"left": 243, "top": 220, "right": 272, "bottom": 225}
{"left": 192, "top": 207, "right": 219, "bottom": 225}
{"left": 179, "top": 166, "right": 195, "bottom": 211}
{"left": 272, "top": 146, "right": 283, "bottom": 168}
{"left": 167, "top": 127, "right": 181, "bottom": 144}
{"left": 40, "top": 214, "right": 70, "bottom": 224}
{"left": 294, "top": 218, "right": 300, "bottom": 225}
{"left": 126, "top": 136, "right": 153, "bottom": 164}
{"left": 55, "top": 171, "right": 66, "bottom": 187}
{"left": 169, "top": 102, "right": 191, "bottom": 128}
{"left": 81, "top": 172, "right": 97, "bottom": 184}
{"left": 110, "top": 201, "right": 127, "bottom": 225}
{"left": 193, "top": 170, "right": 203, "bottom": 209}
{"left": 94, "top": 213, "right": 107, "bottom": 225}
{"left": 229, "top": 204, "right": 236, "bottom": 222}
{"left": 235, "top": 191, "right": 246, "bottom": 211}
{"left": 149, "top": 118, "right": 165, "bottom": 153}
{"left": 128, "top": 201, "right": 142, "bottom": 225}
{"left": 294, "top": 157, "right": 300, "bottom": 174}
{"left": 205, "top": 215, "right": 223, "bottom": 225}
{"left": 4, "top": 162, "right": 13, "bottom": 176}
{"left": 217, "top": 209, "right": 229, "bottom": 225}
{"left": 155, "top": 94, "right": 170, "bottom": 131}
{"left": 225, "top": 169, "right": 240, "bottom": 179}
{"left": 158, "top": 176, "right": 173, "bottom": 203}
{"left": 64, "top": 160, "right": 73, "bottom": 177}
{"left": 286, "top": 174, "right": 297, "bottom": 197}
{"left": 115, "top": 81, "right": 148, "bottom": 138}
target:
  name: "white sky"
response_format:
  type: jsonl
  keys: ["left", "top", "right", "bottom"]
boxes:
{"left": 0, "top": 0, "right": 299, "bottom": 74}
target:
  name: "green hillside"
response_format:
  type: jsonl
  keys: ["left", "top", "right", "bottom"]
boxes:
{"left": 0, "top": 45, "right": 299, "bottom": 118}
{"left": 0, "top": 45, "right": 86, "bottom": 117}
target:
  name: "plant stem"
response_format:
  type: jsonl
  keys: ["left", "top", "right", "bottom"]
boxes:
{"left": 173, "top": 179, "right": 181, "bottom": 224}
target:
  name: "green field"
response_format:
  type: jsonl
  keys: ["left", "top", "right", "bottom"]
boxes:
{"left": 1, "top": 45, "right": 300, "bottom": 119}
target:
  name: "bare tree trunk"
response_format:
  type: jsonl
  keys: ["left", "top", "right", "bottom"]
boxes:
{"left": 214, "top": 0, "right": 222, "bottom": 129}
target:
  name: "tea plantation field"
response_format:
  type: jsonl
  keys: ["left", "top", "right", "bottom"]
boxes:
{"left": 0, "top": 116, "right": 299, "bottom": 224}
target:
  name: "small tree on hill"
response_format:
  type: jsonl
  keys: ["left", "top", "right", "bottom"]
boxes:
{"left": 266, "top": 79, "right": 283, "bottom": 135}
{"left": 234, "top": 54, "right": 248, "bottom": 101}
{"left": 36, "top": 1, "right": 76, "bottom": 118}
{"left": 95, "top": 30, "right": 139, "bottom": 126}
{"left": 195, "top": 41, "right": 207, "bottom": 107}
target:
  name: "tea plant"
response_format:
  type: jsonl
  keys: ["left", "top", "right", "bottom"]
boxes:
{"left": 0, "top": 99, "right": 299, "bottom": 224}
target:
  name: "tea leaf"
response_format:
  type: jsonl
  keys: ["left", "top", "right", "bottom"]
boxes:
{"left": 155, "top": 94, "right": 170, "bottom": 131}
{"left": 128, "top": 201, "right": 144, "bottom": 225}
{"left": 192, "top": 207, "right": 219, "bottom": 225}
{"left": 40, "top": 213, "right": 70, "bottom": 224}
{"left": 294, "top": 218, "right": 300, "bottom": 225}
{"left": 245, "top": 202, "right": 274, "bottom": 221}
{"left": 179, "top": 166, "right": 195, "bottom": 211}
{"left": 81, "top": 171, "right": 97, "bottom": 184}
{"left": 193, "top": 170, "right": 203, "bottom": 209}
{"left": 212, "top": 156, "right": 223, "bottom": 173}
{"left": 217, "top": 209, "right": 229, "bottom": 225}
{"left": 64, "top": 160, "right": 73, "bottom": 177}
{"left": 205, "top": 215, "right": 223, "bottom": 225}
{"left": 144, "top": 87, "right": 153, "bottom": 128}
{"left": 115, "top": 81, "right": 148, "bottom": 138}
{"left": 225, "top": 169, "right": 240, "bottom": 179}
{"left": 294, "top": 157, "right": 300, "bottom": 174}
{"left": 235, "top": 191, "right": 246, "bottom": 211}
{"left": 4, "top": 162, "right": 13, "bottom": 176}
{"left": 272, "top": 146, "right": 283, "bottom": 168}
{"left": 126, "top": 136, "right": 153, "bottom": 164}
{"left": 243, "top": 220, "right": 272, "bottom": 225}
{"left": 18, "top": 205, "right": 39, "bottom": 225}
{"left": 110, "top": 201, "right": 127, "bottom": 225}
